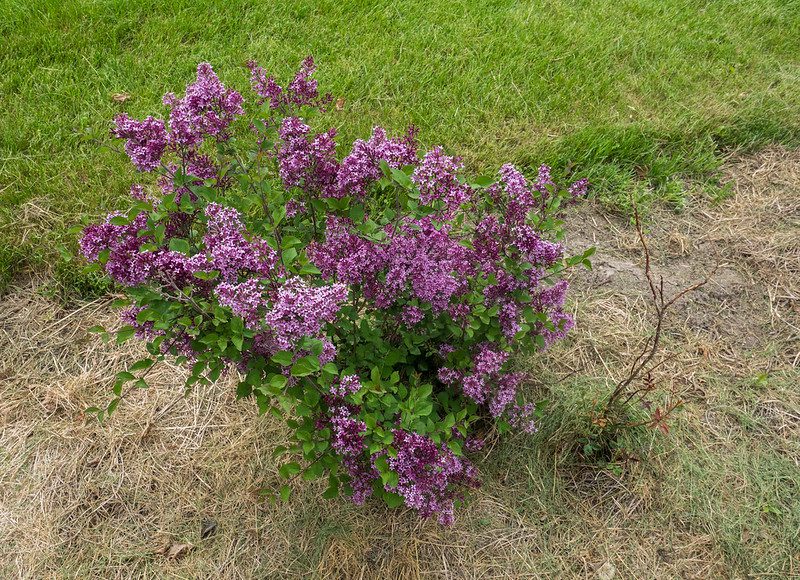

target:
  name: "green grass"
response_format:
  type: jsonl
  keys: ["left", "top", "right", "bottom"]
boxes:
{"left": 2, "top": 0, "right": 800, "bottom": 294}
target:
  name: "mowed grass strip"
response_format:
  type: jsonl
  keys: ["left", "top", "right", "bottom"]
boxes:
{"left": 1, "top": 0, "right": 799, "bottom": 294}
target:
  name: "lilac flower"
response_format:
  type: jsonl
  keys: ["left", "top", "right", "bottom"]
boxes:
{"left": 498, "top": 299, "right": 521, "bottom": 339}
{"left": 539, "top": 310, "right": 575, "bottom": 347}
{"left": 385, "top": 429, "right": 479, "bottom": 525}
{"left": 438, "top": 344, "right": 455, "bottom": 357}
{"left": 464, "top": 435, "right": 486, "bottom": 452}
{"left": 489, "top": 372, "right": 525, "bottom": 417}
{"left": 263, "top": 277, "right": 348, "bottom": 350}
{"left": 534, "top": 164, "right": 555, "bottom": 196}
{"left": 248, "top": 56, "right": 331, "bottom": 111}
{"left": 329, "top": 404, "right": 367, "bottom": 456}
{"left": 277, "top": 117, "right": 339, "bottom": 196}
{"left": 498, "top": 163, "right": 535, "bottom": 225}
{"left": 412, "top": 146, "right": 471, "bottom": 215}
{"left": 215, "top": 279, "right": 266, "bottom": 329}
{"left": 163, "top": 63, "right": 244, "bottom": 148}
{"left": 438, "top": 367, "right": 463, "bottom": 385}
{"left": 331, "top": 374, "right": 361, "bottom": 397}
{"left": 120, "top": 305, "right": 157, "bottom": 339}
{"left": 308, "top": 217, "right": 385, "bottom": 289}
{"left": 129, "top": 184, "right": 148, "bottom": 201}
{"left": 512, "top": 224, "right": 563, "bottom": 266}
{"left": 462, "top": 374, "right": 488, "bottom": 403}
{"left": 507, "top": 403, "right": 537, "bottom": 434}
{"left": 247, "top": 60, "right": 283, "bottom": 108}
{"left": 285, "top": 199, "right": 306, "bottom": 218}
{"left": 80, "top": 212, "right": 152, "bottom": 286}
{"left": 203, "top": 203, "right": 279, "bottom": 280}
{"left": 342, "top": 456, "right": 378, "bottom": 505}
{"left": 568, "top": 177, "right": 589, "bottom": 200}
{"left": 335, "top": 127, "right": 418, "bottom": 198}
{"left": 473, "top": 343, "right": 509, "bottom": 376}
{"left": 400, "top": 305, "right": 424, "bottom": 327}
{"left": 113, "top": 114, "right": 167, "bottom": 172}
{"left": 286, "top": 56, "right": 323, "bottom": 108}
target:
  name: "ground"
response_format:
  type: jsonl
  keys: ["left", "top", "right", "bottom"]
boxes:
{"left": 1, "top": 148, "right": 797, "bottom": 578}
{"left": 2, "top": 2, "right": 799, "bottom": 576}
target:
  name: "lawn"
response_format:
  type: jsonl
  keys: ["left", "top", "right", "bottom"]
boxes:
{"left": 1, "top": 1, "right": 799, "bottom": 577}
{"left": 2, "top": 0, "right": 800, "bottom": 295}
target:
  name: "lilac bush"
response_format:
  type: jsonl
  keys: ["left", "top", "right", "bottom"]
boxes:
{"left": 82, "top": 59, "right": 592, "bottom": 524}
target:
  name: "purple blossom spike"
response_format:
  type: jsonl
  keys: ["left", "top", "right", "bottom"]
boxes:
{"left": 113, "top": 114, "right": 167, "bottom": 172}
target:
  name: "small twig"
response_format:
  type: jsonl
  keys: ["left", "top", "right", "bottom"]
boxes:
{"left": 604, "top": 199, "right": 717, "bottom": 418}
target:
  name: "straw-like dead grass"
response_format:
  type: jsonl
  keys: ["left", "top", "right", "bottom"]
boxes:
{"left": 1, "top": 149, "right": 798, "bottom": 578}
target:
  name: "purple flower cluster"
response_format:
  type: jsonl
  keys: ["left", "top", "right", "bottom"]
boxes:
{"left": 412, "top": 146, "right": 471, "bottom": 216}
{"left": 263, "top": 277, "right": 348, "bottom": 351}
{"left": 330, "top": 374, "right": 361, "bottom": 398}
{"left": 335, "top": 127, "right": 418, "bottom": 198}
{"left": 440, "top": 343, "right": 525, "bottom": 419}
{"left": 120, "top": 305, "right": 155, "bottom": 339}
{"left": 80, "top": 212, "right": 152, "bottom": 286}
{"left": 507, "top": 403, "right": 537, "bottom": 434}
{"left": 310, "top": 217, "right": 471, "bottom": 313}
{"left": 163, "top": 63, "right": 244, "bottom": 148}
{"left": 329, "top": 402, "right": 367, "bottom": 456}
{"left": 277, "top": 117, "right": 339, "bottom": 197}
{"left": 248, "top": 56, "right": 331, "bottom": 111}
{"left": 214, "top": 279, "right": 265, "bottom": 329}
{"left": 384, "top": 429, "right": 479, "bottom": 525}
{"left": 203, "top": 203, "right": 279, "bottom": 281}
{"left": 400, "top": 305, "right": 425, "bottom": 327}
{"left": 114, "top": 63, "right": 242, "bottom": 174}
{"left": 113, "top": 115, "right": 167, "bottom": 172}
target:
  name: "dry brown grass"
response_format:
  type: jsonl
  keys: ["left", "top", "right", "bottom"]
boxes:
{"left": 1, "top": 149, "right": 798, "bottom": 578}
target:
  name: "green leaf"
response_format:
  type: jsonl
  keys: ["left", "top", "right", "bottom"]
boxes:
{"left": 322, "top": 478, "right": 339, "bottom": 499}
{"left": 272, "top": 351, "right": 294, "bottom": 366}
{"left": 390, "top": 167, "right": 412, "bottom": 188}
{"left": 321, "top": 362, "right": 338, "bottom": 376}
{"left": 129, "top": 358, "right": 154, "bottom": 372}
{"left": 472, "top": 175, "right": 496, "bottom": 188}
{"left": 305, "top": 388, "right": 321, "bottom": 407}
{"left": 383, "top": 492, "right": 404, "bottom": 508}
{"left": 236, "top": 381, "right": 252, "bottom": 399}
{"left": 291, "top": 356, "right": 320, "bottom": 377}
{"left": 279, "top": 462, "right": 301, "bottom": 479}
{"left": 106, "top": 398, "right": 121, "bottom": 416}
{"left": 303, "top": 461, "right": 325, "bottom": 481}
{"left": 279, "top": 484, "right": 291, "bottom": 501}
{"left": 193, "top": 270, "right": 220, "bottom": 281}
{"left": 299, "top": 263, "right": 322, "bottom": 276}
{"left": 269, "top": 374, "right": 288, "bottom": 390}
{"left": 116, "top": 326, "right": 135, "bottom": 344}
{"left": 282, "top": 247, "right": 298, "bottom": 265}
{"left": 281, "top": 236, "right": 302, "bottom": 249}
{"left": 115, "top": 371, "right": 136, "bottom": 384}
{"left": 168, "top": 238, "right": 191, "bottom": 254}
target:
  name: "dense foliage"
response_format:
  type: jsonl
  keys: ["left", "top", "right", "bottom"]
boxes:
{"left": 81, "top": 59, "right": 591, "bottom": 524}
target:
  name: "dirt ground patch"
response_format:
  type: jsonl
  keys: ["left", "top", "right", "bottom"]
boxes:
{"left": 1, "top": 149, "right": 798, "bottom": 578}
